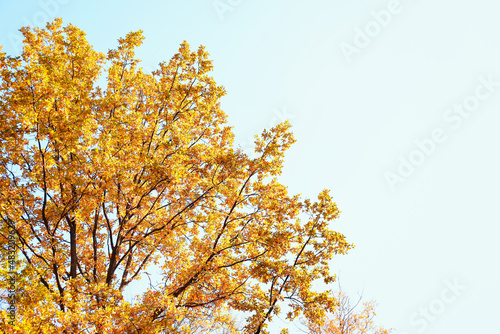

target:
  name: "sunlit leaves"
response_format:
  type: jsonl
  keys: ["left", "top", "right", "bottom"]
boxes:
{"left": 0, "top": 18, "right": 353, "bottom": 333}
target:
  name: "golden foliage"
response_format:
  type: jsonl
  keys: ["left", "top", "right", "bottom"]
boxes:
{"left": 0, "top": 19, "right": 352, "bottom": 333}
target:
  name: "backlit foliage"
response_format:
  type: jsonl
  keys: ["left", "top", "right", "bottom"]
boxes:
{"left": 0, "top": 19, "right": 352, "bottom": 333}
{"left": 305, "top": 288, "right": 393, "bottom": 334}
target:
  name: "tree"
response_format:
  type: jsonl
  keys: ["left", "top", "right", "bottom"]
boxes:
{"left": 0, "top": 18, "right": 353, "bottom": 333}
{"left": 303, "top": 287, "right": 393, "bottom": 334}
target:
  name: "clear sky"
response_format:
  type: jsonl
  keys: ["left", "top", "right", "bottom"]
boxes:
{"left": 1, "top": 0, "right": 499, "bottom": 333}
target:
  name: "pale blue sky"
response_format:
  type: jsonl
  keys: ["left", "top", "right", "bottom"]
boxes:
{"left": 1, "top": 1, "right": 499, "bottom": 333}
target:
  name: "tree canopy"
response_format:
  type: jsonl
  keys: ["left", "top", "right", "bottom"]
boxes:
{"left": 0, "top": 18, "right": 353, "bottom": 333}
